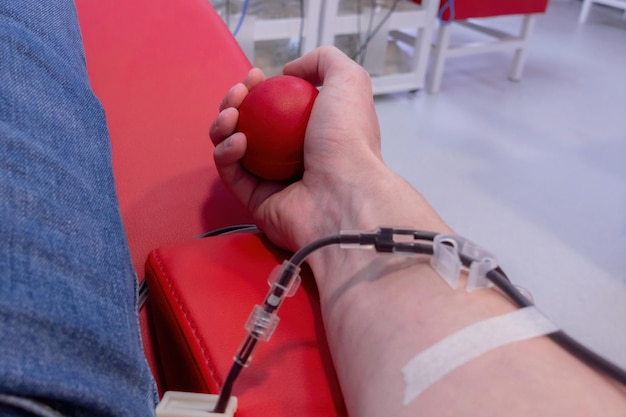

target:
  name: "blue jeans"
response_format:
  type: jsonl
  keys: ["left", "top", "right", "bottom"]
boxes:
{"left": 0, "top": 2, "right": 157, "bottom": 416}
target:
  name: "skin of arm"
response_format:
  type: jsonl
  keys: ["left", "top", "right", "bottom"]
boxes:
{"left": 210, "top": 46, "right": 626, "bottom": 417}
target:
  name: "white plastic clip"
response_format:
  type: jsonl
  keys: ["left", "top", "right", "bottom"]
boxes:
{"left": 431, "top": 234, "right": 497, "bottom": 292}
{"left": 156, "top": 391, "right": 237, "bottom": 417}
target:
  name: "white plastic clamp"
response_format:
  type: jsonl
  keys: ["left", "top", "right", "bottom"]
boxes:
{"left": 431, "top": 234, "right": 497, "bottom": 292}
{"left": 156, "top": 391, "right": 237, "bottom": 417}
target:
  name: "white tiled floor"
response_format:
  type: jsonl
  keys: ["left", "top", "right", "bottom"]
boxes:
{"left": 375, "top": 0, "right": 626, "bottom": 368}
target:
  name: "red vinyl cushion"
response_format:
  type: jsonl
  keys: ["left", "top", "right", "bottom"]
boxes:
{"left": 75, "top": 0, "right": 255, "bottom": 392}
{"left": 145, "top": 231, "right": 348, "bottom": 416}
{"left": 75, "top": 0, "right": 253, "bottom": 277}
{"left": 413, "top": 0, "right": 549, "bottom": 20}
{"left": 75, "top": 1, "right": 348, "bottom": 412}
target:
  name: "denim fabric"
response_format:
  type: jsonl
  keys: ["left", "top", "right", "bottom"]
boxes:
{"left": 0, "top": 2, "right": 157, "bottom": 416}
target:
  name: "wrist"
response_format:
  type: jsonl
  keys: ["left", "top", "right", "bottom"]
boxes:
{"left": 305, "top": 164, "right": 451, "bottom": 282}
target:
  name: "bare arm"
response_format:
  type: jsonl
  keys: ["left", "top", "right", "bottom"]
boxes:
{"left": 210, "top": 45, "right": 626, "bottom": 417}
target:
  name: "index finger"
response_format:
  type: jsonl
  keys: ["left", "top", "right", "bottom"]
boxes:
{"left": 218, "top": 67, "right": 267, "bottom": 112}
{"left": 283, "top": 46, "right": 372, "bottom": 96}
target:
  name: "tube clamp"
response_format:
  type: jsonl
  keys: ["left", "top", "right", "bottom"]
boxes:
{"left": 431, "top": 234, "right": 497, "bottom": 291}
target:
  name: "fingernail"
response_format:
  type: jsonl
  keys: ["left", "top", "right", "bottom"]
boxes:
{"left": 222, "top": 137, "right": 233, "bottom": 148}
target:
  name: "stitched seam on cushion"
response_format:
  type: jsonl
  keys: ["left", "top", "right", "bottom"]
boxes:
{"left": 151, "top": 248, "right": 222, "bottom": 388}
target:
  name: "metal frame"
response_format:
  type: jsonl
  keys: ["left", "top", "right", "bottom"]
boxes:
{"left": 427, "top": 14, "right": 538, "bottom": 94}
{"left": 217, "top": 0, "right": 323, "bottom": 66}
{"left": 579, "top": 0, "right": 626, "bottom": 23}
{"left": 318, "top": 0, "right": 441, "bottom": 95}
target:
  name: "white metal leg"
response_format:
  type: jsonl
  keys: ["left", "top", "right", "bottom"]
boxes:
{"left": 427, "top": 13, "right": 541, "bottom": 94}
{"left": 579, "top": 0, "right": 594, "bottom": 23}
{"left": 509, "top": 14, "right": 536, "bottom": 81}
{"left": 302, "top": 0, "right": 322, "bottom": 54}
{"left": 407, "top": 0, "right": 440, "bottom": 94}
{"left": 579, "top": 0, "right": 626, "bottom": 23}
{"left": 427, "top": 23, "right": 451, "bottom": 94}
{"left": 319, "top": 0, "right": 340, "bottom": 47}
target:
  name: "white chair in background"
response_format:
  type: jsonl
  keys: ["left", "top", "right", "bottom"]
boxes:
{"left": 421, "top": 0, "right": 549, "bottom": 94}
{"left": 579, "top": 0, "right": 626, "bottom": 23}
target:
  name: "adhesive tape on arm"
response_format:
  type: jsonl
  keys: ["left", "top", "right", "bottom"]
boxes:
{"left": 401, "top": 306, "right": 559, "bottom": 405}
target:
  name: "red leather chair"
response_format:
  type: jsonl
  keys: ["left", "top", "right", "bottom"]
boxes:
{"left": 414, "top": 0, "right": 549, "bottom": 93}
{"left": 75, "top": 0, "right": 346, "bottom": 415}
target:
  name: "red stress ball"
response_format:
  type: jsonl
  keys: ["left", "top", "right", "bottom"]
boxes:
{"left": 237, "top": 75, "right": 319, "bottom": 181}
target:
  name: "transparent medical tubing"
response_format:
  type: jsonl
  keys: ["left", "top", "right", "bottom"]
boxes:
{"left": 233, "top": 261, "right": 301, "bottom": 367}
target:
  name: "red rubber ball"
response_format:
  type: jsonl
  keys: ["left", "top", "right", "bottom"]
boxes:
{"left": 237, "top": 75, "right": 318, "bottom": 181}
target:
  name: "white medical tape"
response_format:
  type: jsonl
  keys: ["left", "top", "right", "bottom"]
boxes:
{"left": 401, "top": 306, "right": 559, "bottom": 405}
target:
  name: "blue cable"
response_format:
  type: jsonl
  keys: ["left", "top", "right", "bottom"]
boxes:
{"left": 232, "top": 0, "right": 250, "bottom": 37}
{"left": 438, "top": 0, "right": 455, "bottom": 25}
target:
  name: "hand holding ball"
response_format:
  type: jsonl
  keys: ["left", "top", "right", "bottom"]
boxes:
{"left": 237, "top": 75, "right": 319, "bottom": 181}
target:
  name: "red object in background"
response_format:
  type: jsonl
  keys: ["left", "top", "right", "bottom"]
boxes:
{"left": 238, "top": 76, "right": 318, "bottom": 181}
{"left": 412, "top": 0, "right": 548, "bottom": 20}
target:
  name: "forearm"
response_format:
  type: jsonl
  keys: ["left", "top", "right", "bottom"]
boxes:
{"left": 306, "top": 169, "right": 626, "bottom": 417}
{"left": 211, "top": 46, "right": 626, "bottom": 416}
{"left": 313, "top": 253, "right": 626, "bottom": 417}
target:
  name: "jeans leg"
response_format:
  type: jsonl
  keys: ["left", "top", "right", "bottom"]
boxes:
{"left": 0, "top": 2, "right": 157, "bottom": 416}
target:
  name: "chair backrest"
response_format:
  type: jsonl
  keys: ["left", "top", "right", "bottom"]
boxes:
{"left": 413, "top": 0, "right": 549, "bottom": 20}
{"left": 76, "top": 0, "right": 254, "bottom": 277}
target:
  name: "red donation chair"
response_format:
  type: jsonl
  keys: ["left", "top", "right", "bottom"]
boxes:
{"left": 75, "top": 0, "right": 347, "bottom": 416}
{"left": 414, "top": 0, "right": 549, "bottom": 93}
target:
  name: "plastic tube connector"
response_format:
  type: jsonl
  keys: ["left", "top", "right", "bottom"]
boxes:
{"left": 339, "top": 230, "right": 375, "bottom": 250}
{"left": 338, "top": 228, "right": 417, "bottom": 252}
{"left": 156, "top": 392, "right": 237, "bottom": 416}
{"left": 244, "top": 305, "right": 280, "bottom": 342}
{"left": 233, "top": 261, "right": 303, "bottom": 367}
{"left": 245, "top": 261, "right": 302, "bottom": 338}
{"left": 431, "top": 234, "right": 497, "bottom": 292}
